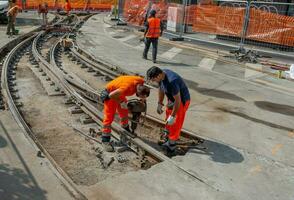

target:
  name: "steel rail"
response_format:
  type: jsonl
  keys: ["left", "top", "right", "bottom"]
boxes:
{"left": 48, "top": 35, "right": 218, "bottom": 191}
{"left": 1, "top": 33, "right": 87, "bottom": 200}
{"left": 70, "top": 46, "right": 205, "bottom": 142}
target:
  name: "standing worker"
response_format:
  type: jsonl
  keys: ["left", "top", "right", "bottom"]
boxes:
{"left": 38, "top": 2, "right": 48, "bottom": 28}
{"left": 6, "top": 0, "right": 20, "bottom": 37}
{"left": 100, "top": 76, "right": 150, "bottom": 152}
{"left": 142, "top": 9, "right": 163, "bottom": 64}
{"left": 64, "top": 0, "right": 71, "bottom": 16}
{"left": 146, "top": 66, "right": 190, "bottom": 155}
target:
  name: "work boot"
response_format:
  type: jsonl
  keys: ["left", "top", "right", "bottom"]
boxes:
{"left": 101, "top": 136, "right": 114, "bottom": 152}
{"left": 142, "top": 55, "right": 147, "bottom": 60}
{"left": 153, "top": 60, "right": 157, "bottom": 64}
{"left": 122, "top": 124, "right": 131, "bottom": 132}
{"left": 162, "top": 140, "right": 176, "bottom": 157}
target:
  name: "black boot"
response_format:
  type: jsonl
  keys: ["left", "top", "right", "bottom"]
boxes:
{"left": 101, "top": 135, "right": 114, "bottom": 152}
{"left": 162, "top": 140, "right": 176, "bottom": 157}
{"left": 122, "top": 125, "right": 131, "bottom": 132}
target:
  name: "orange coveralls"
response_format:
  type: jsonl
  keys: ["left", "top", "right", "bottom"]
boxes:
{"left": 165, "top": 100, "right": 190, "bottom": 141}
{"left": 102, "top": 76, "right": 144, "bottom": 136}
{"left": 64, "top": 2, "right": 71, "bottom": 15}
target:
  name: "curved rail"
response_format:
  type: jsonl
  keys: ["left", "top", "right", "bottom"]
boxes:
{"left": 47, "top": 32, "right": 217, "bottom": 190}
{"left": 1, "top": 33, "right": 87, "bottom": 199}
{"left": 70, "top": 45, "right": 205, "bottom": 143}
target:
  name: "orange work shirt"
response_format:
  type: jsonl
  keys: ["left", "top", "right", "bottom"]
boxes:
{"left": 106, "top": 76, "right": 144, "bottom": 97}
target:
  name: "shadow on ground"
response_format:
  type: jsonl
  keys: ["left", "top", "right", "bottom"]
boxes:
{"left": 218, "top": 106, "right": 293, "bottom": 132}
{"left": 0, "top": 164, "right": 47, "bottom": 200}
{"left": 184, "top": 79, "right": 246, "bottom": 102}
{"left": 255, "top": 101, "right": 294, "bottom": 117}
{"left": 190, "top": 140, "right": 244, "bottom": 164}
{"left": 0, "top": 135, "right": 7, "bottom": 148}
{"left": 140, "top": 136, "right": 244, "bottom": 164}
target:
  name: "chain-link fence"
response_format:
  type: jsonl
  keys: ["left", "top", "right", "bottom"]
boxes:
{"left": 121, "top": 0, "right": 294, "bottom": 52}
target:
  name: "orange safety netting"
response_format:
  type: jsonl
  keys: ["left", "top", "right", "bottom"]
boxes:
{"left": 191, "top": 5, "right": 294, "bottom": 47}
{"left": 123, "top": 1, "right": 294, "bottom": 47}
{"left": 17, "top": 0, "right": 113, "bottom": 10}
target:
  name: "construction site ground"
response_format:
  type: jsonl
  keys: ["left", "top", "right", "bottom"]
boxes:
{"left": 0, "top": 12, "right": 293, "bottom": 200}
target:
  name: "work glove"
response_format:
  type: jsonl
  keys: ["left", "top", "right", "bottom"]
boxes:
{"left": 120, "top": 101, "right": 128, "bottom": 109}
{"left": 166, "top": 115, "right": 175, "bottom": 125}
{"left": 157, "top": 103, "right": 164, "bottom": 115}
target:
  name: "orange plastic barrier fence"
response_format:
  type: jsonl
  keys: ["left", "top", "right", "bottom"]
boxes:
{"left": 123, "top": 1, "right": 294, "bottom": 47}
{"left": 246, "top": 8, "right": 294, "bottom": 46}
{"left": 17, "top": 0, "right": 113, "bottom": 10}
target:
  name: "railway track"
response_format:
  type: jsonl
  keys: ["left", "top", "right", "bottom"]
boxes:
{"left": 1, "top": 13, "right": 219, "bottom": 199}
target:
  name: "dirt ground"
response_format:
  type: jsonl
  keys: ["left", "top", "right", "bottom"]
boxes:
{"left": 15, "top": 52, "right": 137, "bottom": 186}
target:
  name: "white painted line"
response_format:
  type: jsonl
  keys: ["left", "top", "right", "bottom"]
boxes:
{"left": 244, "top": 63, "right": 264, "bottom": 79}
{"left": 198, "top": 58, "right": 216, "bottom": 70}
{"left": 160, "top": 47, "right": 182, "bottom": 60}
{"left": 134, "top": 43, "right": 145, "bottom": 50}
{"left": 104, "top": 23, "right": 111, "bottom": 28}
{"left": 119, "top": 34, "right": 137, "bottom": 42}
{"left": 244, "top": 68, "right": 264, "bottom": 79}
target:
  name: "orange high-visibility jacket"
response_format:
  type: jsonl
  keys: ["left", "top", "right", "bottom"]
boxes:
{"left": 146, "top": 17, "right": 161, "bottom": 38}
{"left": 65, "top": 2, "right": 71, "bottom": 12}
{"left": 106, "top": 76, "right": 144, "bottom": 97}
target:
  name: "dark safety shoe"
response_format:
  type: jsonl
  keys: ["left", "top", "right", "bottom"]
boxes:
{"left": 153, "top": 60, "right": 157, "bottom": 63}
{"left": 162, "top": 140, "right": 177, "bottom": 157}
{"left": 122, "top": 125, "right": 131, "bottom": 132}
{"left": 142, "top": 55, "right": 147, "bottom": 60}
{"left": 102, "top": 141, "right": 114, "bottom": 152}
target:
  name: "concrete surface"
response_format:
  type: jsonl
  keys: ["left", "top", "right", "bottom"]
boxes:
{"left": 0, "top": 111, "right": 73, "bottom": 200}
{"left": 0, "top": 11, "right": 55, "bottom": 47}
{"left": 76, "top": 14, "right": 294, "bottom": 200}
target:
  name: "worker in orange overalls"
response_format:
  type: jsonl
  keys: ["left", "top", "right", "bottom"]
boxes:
{"left": 64, "top": 0, "right": 71, "bottom": 16}
{"left": 142, "top": 9, "right": 163, "bottom": 63}
{"left": 38, "top": 2, "right": 48, "bottom": 28}
{"left": 146, "top": 66, "right": 190, "bottom": 156}
{"left": 100, "top": 76, "right": 150, "bottom": 152}
{"left": 6, "top": 0, "right": 20, "bottom": 37}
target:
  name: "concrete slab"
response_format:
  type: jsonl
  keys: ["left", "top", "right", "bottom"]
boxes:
{"left": 0, "top": 111, "right": 73, "bottom": 200}
{"left": 160, "top": 47, "right": 183, "bottom": 60}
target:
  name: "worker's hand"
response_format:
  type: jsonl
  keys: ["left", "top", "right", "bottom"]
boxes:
{"left": 166, "top": 115, "right": 175, "bottom": 125}
{"left": 157, "top": 103, "right": 164, "bottom": 115}
{"left": 120, "top": 101, "right": 128, "bottom": 109}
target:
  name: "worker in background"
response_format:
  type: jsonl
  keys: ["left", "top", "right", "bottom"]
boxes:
{"left": 38, "top": 2, "right": 48, "bottom": 28}
{"left": 100, "top": 76, "right": 150, "bottom": 152}
{"left": 146, "top": 66, "right": 190, "bottom": 155}
{"left": 6, "top": 0, "right": 20, "bottom": 37}
{"left": 142, "top": 9, "right": 163, "bottom": 64}
{"left": 64, "top": 0, "right": 71, "bottom": 16}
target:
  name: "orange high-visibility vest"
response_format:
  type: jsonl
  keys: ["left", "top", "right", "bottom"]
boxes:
{"left": 146, "top": 17, "right": 161, "bottom": 38}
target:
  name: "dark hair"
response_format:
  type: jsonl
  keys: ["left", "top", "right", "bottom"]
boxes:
{"left": 149, "top": 10, "right": 156, "bottom": 17}
{"left": 146, "top": 66, "right": 162, "bottom": 80}
{"left": 137, "top": 85, "right": 150, "bottom": 97}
